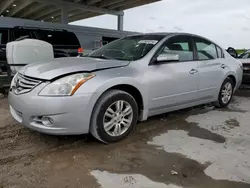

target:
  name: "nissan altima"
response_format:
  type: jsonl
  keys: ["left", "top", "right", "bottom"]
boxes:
{"left": 8, "top": 33, "right": 243, "bottom": 143}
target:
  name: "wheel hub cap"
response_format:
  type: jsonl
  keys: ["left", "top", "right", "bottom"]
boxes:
{"left": 221, "top": 82, "right": 233, "bottom": 104}
{"left": 103, "top": 100, "right": 133, "bottom": 137}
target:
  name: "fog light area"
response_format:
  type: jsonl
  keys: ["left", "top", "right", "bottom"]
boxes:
{"left": 32, "top": 116, "right": 54, "bottom": 127}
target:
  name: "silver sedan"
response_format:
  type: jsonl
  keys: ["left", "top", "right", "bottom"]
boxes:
{"left": 8, "top": 33, "right": 243, "bottom": 143}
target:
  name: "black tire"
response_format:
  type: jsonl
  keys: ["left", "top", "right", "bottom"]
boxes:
{"left": 90, "top": 89, "right": 138, "bottom": 143}
{"left": 214, "top": 77, "right": 235, "bottom": 108}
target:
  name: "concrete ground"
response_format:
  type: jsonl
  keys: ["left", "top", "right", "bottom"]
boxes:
{"left": 0, "top": 91, "right": 250, "bottom": 188}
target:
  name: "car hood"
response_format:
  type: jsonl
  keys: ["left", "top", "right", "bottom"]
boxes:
{"left": 19, "top": 57, "right": 130, "bottom": 80}
{"left": 238, "top": 59, "right": 250, "bottom": 64}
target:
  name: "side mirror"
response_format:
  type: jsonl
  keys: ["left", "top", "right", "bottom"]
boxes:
{"left": 156, "top": 53, "right": 179, "bottom": 63}
{"left": 227, "top": 47, "right": 238, "bottom": 59}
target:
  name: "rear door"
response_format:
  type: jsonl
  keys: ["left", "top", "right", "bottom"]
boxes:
{"left": 35, "top": 30, "right": 80, "bottom": 57}
{"left": 193, "top": 36, "right": 225, "bottom": 100}
{"left": 0, "top": 29, "right": 9, "bottom": 72}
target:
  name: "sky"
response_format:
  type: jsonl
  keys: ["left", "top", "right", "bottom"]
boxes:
{"left": 71, "top": 0, "right": 250, "bottom": 49}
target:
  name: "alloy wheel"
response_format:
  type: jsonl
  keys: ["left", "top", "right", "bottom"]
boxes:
{"left": 103, "top": 100, "right": 133, "bottom": 137}
{"left": 221, "top": 82, "right": 233, "bottom": 104}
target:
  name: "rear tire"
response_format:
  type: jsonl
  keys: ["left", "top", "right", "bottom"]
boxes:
{"left": 90, "top": 90, "right": 138, "bottom": 143}
{"left": 214, "top": 77, "right": 234, "bottom": 108}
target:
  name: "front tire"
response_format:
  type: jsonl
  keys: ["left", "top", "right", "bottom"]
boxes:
{"left": 215, "top": 77, "right": 234, "bottom": 108}
{"left": 90, "top": 90, "right": 138, "bottom": 143}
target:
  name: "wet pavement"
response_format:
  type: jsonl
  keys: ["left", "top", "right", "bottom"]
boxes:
{"left": 0, "top": 90, "right": 250, "bottom": 188}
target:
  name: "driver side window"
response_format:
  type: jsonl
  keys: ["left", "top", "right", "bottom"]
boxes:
{"left": 159, "top": 35, "right": 194, "bottom": 62}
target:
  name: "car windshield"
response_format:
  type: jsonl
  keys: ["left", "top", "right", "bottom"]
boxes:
{"left": 238, "top": 49, "right": 250, "bottom": 59}
{"left": 88, "top": 35, "right": 165, "bottom": 61}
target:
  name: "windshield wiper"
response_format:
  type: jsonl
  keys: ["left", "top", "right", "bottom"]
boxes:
{"left": 88, "top": 54, "right": 115, "bottom": 60}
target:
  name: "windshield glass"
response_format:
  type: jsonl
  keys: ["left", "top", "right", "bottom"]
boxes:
{"left": 238, "top": 50, "right": 250, "bottom": 59}
{"left": 88, "top": 35, "right": 165, "bottom": 61}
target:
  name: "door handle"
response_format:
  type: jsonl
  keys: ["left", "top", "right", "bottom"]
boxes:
{"left": 221, "top": 64, "right": 227, "bottom": 69}
{"left": 189, "top": 69, "right": 198, "bottom": 74}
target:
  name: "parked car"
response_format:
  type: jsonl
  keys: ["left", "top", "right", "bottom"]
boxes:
{"left": 237, "top": 49, "right": 250, "bottom": 84}
{"left": 0, "top": 26, "right": 81, "bottom": 73}
{"left": 8, "top": 33, "right": 243, "bottom": 143}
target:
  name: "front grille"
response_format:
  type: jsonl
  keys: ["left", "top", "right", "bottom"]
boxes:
{"left": 13, "top": 74, "right": 42, "bottom": 94}
{"left": 243, "top": 64, "right": 250, "bottom": 73}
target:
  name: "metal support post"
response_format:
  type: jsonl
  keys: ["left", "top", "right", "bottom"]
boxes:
{"left": 61, "top": 6, "right": 69, "bottom": 24}
{"left": 117, "top": 12, "right": 124, "bottom": 31}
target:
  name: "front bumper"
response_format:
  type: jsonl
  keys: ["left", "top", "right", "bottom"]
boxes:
{"left": 8, "top": 83, "right": 94, "bottom": 135}
{"left": 242, "top": 73, "right": 250, "bottom": 84}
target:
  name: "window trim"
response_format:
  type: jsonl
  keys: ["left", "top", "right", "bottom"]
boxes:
{"left": 216, "top": 45, "right": 219, "bottom": 58}
{"left": 216, "top": 45, "right": 225, "bottom": 59}
{"left": 192, "top": 36, "right": 218, "bottom": 61}
{"left": 149, "top": 35, "right": 195, "bottom": 66}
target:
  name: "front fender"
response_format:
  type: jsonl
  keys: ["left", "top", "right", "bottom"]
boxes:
{"left": 94, "top": 77, "right": 148, "bottom": 109}
{"left": 76, "top": 75, "right": 149, "bottom": 120}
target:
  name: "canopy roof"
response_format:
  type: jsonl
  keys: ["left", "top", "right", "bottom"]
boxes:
{"left": 0, "top": 0, "right": 160, "bottom": 23}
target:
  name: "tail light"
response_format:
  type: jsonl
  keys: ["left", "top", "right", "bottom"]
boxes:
{"left": 78, "top": 47, "right": 84, "bottom": 54}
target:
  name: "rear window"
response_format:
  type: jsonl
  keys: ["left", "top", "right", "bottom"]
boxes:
{"left": 36, "top": 30, "right": 80, "bottom": 46}
{"left": 0, "top": 29, "right": 8, "bottom": 44}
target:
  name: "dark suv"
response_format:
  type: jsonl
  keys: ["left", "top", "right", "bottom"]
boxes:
{"left": 0, "top": 27, "right": 81, "bottom": 73}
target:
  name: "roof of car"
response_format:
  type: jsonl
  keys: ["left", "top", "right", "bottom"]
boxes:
{"left": 129, "top": 32, "right": 219, "bottom": 44}
{"left": 131, "top": 32, "right": 200, "bottom": 37}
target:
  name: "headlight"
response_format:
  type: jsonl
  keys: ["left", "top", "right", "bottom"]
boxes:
{"left": 39, "top": 73, "right": 95, "bottom": 96}
{"left": 10, "top": 73, "right": 18, "bottom": 88}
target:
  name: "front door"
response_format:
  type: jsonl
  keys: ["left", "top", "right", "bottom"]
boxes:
{"left": 147, "top": 35, "right": 199, "bottom": 116}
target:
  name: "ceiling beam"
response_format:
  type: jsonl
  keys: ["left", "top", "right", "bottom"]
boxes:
{"left": 18, "top": 3, "right": 47, "bottom": 18}
{"left": 7, "top": 0, "right": 33, "bottom": 17}
{"left": 69, "top": 12, "right": 101, "bottom": 22}
{"left": 47, "top": 11, "right": 91, "bottom": 23}
{"left": 107, "top": 0, "right": 140, "bottom": 9}
{"left": 45, "top": 9, "right": 82, "bottom": 22}
{"left": 74, "top": 0, "right": 101, "bottom": 4}
{"left": 0, "top": 0, "right": 15, "bottom": 14}
{"left": 42, "top": 7, "right": 78, "bottom": 22}
{"left": 33, "top": 6, "right": 59, "bottom": 20}
{"left": 117, "top": 0, "right": 160, "bottom": 10}
{"left": 41, "top": 10, "right": 61, "bottom": 21}
{"left": 32, "top": 0, "right": 123, "bottom": 15}
{"left": 86, "top": 0, "right": 101, "bottom": 5}
{"left": 98, "top": 0, "right": 124, "bottom": 7}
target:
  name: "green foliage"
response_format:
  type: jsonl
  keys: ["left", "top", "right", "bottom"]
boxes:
{"left": 236, "top": 49, "right": 247, "bottom": 55}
